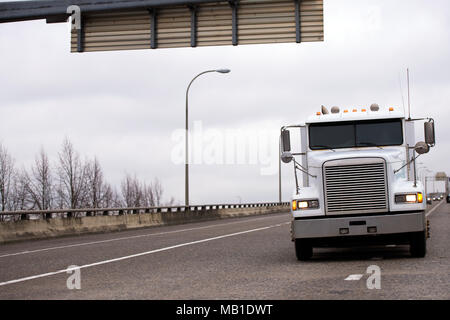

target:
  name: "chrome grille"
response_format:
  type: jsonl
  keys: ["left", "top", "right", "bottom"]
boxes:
{"left": 324, "top": 159, "right": 388, "bottom": 215}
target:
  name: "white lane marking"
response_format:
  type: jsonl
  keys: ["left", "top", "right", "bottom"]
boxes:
{"left": 426, "top": 200, "right": 445, "bottom": 217}
{"left": 0, "top": 214, "right": 288, "bottom": 259}
{"left": 0, "top": 222, "right": 290, "bottom": 287}
{"left": 345, "top": 274, "right": 364, "bottom": 281}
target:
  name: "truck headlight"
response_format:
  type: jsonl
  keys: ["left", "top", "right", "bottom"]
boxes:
{"left": 395, "top": 193, "right": 423, "bottom": 204}
{"left": 292, "top": 199, "right": 319, "bottom": 210}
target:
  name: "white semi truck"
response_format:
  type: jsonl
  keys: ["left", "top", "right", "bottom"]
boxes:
{"left": 280, "top": 104, "right": 435, "bottom": 260}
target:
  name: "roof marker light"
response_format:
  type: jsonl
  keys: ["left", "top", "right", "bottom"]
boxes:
{"left": 362, "top": 108, "right": 367, "bottom": 112}
{"left": 316, "top": 112, "right": 321, "bottom": 116}
{"left": 344, "top": 110, "right": 349, "bottom": 113}
{"left": 353, "top": 109, "right": 357, "bottom": 112}
{"left": 389, "top": 107, "right": 394, "bottom": 111}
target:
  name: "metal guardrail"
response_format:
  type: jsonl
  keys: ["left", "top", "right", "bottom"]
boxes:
{"left": 0, "top": 202, "right": 290, "bottom": 220}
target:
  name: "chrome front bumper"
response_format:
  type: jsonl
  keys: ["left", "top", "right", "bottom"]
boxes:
{"left": 291, "top": 211, "right": 426, "bottom": 240}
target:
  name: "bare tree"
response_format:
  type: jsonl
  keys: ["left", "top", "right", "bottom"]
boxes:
{"left": 101, "top": 183, "right": 119, "bottom": 208}
{"left": 56, "top": 138, "right": 88, "bottom": 214}
{"left": 10, "top": 170, "right": 31, "bottom": 211}
{"left": 120, "top": 173, "right": 134, "bottom": 208}
{"left": 166, "top": 196, "right": 176, "bottom": 206}
{"left": 55, "top": 179, "right": 65, "bottom": 210}
{"left": 85, "top": 157, "right": 106, "bottom": 210}
{"left": 120, "top": 173, "right": 144, "bottom": 209}
{"left": 25, "top": 148, "right": 53, "bottom": 210}
{"left": 142, "top": 182, "right": 155, "bottom": 207}
{"left": 0, "top": 144, "right": 15, "bottom": 215}
{"left": 152, "top": 178, "right": 163, "bottom": 206}
{"left": 0, "top": 140, "right": 173, "bottom": 219}
{"left": 121, "top": 175, "right": 164, "bottom": 209}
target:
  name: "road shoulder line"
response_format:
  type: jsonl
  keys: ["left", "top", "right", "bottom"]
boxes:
{"left": 426, "top": 200, "right": 445, "bottom": 217}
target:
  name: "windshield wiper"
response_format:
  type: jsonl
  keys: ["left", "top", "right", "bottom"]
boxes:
{"left": 358, "top": 142, "right": 384, "bottom": 149}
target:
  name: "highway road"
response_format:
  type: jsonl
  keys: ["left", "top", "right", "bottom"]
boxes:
{"left": 0, "top": 201, "right": 448, "bottom": 300}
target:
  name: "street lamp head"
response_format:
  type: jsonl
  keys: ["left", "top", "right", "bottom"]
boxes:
{"left": 216, "top": 68, "right": 231, "bottom": 74}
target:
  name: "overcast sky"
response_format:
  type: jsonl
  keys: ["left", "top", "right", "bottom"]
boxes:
{"left": 0, "top": 0, "right": 449, "bottom": 205}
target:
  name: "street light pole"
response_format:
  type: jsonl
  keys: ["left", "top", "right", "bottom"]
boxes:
{"left": 185, "top": 69, "right": 230, "bottom": 207}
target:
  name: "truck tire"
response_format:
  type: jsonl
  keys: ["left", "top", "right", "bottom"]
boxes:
{"left": 410, "top": 231, "right": 426, "bottom": 258}
{"left": 295, "top": 239, "right": 313, "bottom": 261}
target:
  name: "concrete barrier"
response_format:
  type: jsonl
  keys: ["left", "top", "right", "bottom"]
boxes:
{"left": 0, "top": 205, "right": 289, "bottom": 244}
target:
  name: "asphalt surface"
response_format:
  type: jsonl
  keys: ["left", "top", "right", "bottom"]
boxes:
{"left": 0, "top": 201, "right": 448, "bottom": 300}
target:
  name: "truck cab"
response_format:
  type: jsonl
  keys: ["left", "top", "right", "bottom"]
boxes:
{"left": 280, "top": 104, "right": 435, "bottom": 260}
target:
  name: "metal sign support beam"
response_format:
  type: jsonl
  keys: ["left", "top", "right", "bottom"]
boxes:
{"left": 148, "top": 9, "right": 157, "bottom": 49}
{"left": 229, "top": 1, "right": 238, "bottom": 46}
{"left": 189, "top": 6, "right": 197, "bottom": 47}
{"left": 295, "top": 0, "right": 301, "bottom": 43}
{"left": 77, "top": 17, "right": 84, "bottom": 52}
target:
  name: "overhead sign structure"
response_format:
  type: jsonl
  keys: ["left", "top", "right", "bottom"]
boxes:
{"left": 0, "top": 0, "right": 324, "bottom": 53}
{"left": 70, "top": 0, "right": 324, "bottom": 52}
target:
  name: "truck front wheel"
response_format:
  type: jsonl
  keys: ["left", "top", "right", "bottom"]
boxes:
{"left": 410, "top": 231, "right": 427, "bottom": 258}
{"left": 295, "top": 239, "right": 313, "bottom": 261}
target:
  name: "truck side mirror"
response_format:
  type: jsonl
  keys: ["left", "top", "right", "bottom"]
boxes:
{"left": 414, "top": 141, "right": 429, "bottom": 155}
{"left": 281, "top": 130, "right": 291, "bottom": 152}
{"left": 281, "top": 151, "right": 294, "bottom": 164}
{"left": 424, "top": 120, "right": 435, "bottom": 146}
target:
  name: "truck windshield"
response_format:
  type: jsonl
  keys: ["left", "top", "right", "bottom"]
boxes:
{"left": 309, "top": 119, "right": 403, "bottom": 150}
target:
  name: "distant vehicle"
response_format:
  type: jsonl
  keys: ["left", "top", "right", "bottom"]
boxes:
{"left": 447, "top": 194, "right": 450, "bottom": 203}
{"left": 427, "top": 197, "right": 432, "bottom": 205}
{"left": 281, "top": 104, "right": 435, "bottom": 260}
{"left": 433, "top": 197, "right": 437, "bottom": 201}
